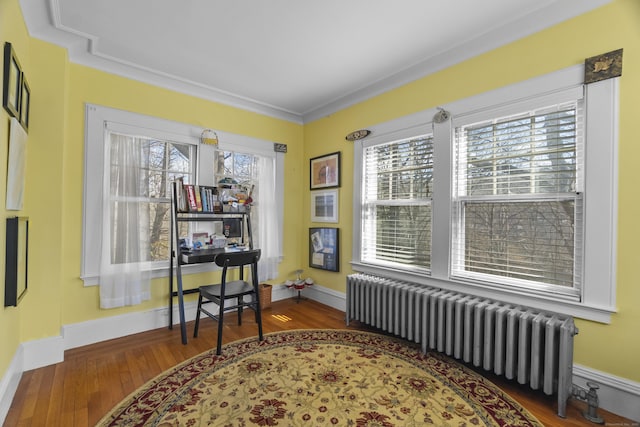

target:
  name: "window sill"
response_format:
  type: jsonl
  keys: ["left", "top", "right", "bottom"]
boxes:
{"left": 82, "top": 262, "right": 219, "bottom": 287}
{"left": 350, "top": 261, "right": 615, "bottom": 324}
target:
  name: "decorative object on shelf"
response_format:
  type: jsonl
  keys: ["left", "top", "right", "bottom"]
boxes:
{"left": 345, "top": 129, "right": 371, "bottom": 141}
{"left": 5, "top": 216, "right": 28, "bottom": 307}
{"left": 285, "top": 269, "right": 313, "bottom": 303}
{"left": 584, "top": 48, "right": 623, "bottom": 84}
{"left": 309, "top": 227, "right": 339, "bottom": 272}
{"left": 200, "top": 129, "right": 218, "bottom": 145}
{"left": 2, "top": 42, "right": 21, "bottom": 118}
{"left": 310, "top": 189, "right": 338, "bottom": 223}
{"left": 310, "top": 151, "right": 340, "bottom": 190}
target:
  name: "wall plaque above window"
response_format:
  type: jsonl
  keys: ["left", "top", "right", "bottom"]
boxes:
{"left": 584, "top": 48, "right": 622, "bottom": 84}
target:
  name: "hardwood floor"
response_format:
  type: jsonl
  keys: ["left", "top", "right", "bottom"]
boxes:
{"left": 5, "top": 298, "right": 635, "bottom": 426}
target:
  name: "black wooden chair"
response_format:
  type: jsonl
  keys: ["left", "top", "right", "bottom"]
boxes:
{"left": 193, "top": 249, "right": 263, "bottom": 355}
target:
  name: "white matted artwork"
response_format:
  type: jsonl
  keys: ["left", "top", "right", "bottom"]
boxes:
{"left": 311, "top": 189, "right": 338, "bottom": 223}
{"left": 7, "top": 117, "right": 27, "bottom": 210}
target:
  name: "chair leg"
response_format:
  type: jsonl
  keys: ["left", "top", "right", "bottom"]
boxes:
{"left": 237, "top": 296, "right": 243, "bottom": 325}
{"left": 216, "top": 300, "right": 225, "bottom": 355}
{"left": 193, "top": 294, "right": 203, "bottom": 338}
{"left": 253, "top": 294, "right": 260, "bottom": 323}
{"left": 254, "top": 286, "right": 263, "bottom": 342}
{"left": 256, "top": 303, "right": 263, "bottom": 341}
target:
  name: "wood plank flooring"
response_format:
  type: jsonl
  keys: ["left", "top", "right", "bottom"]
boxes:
{"left": 5, "top": 298, "right": 636, "bottom": 426}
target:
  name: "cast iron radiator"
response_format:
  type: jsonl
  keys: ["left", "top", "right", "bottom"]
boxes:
{"left": 346, "top": 273, "right": 579, "bottom": 418}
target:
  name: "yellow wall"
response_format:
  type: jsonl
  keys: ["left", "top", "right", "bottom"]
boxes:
{"left": 1, "top": 0, "right": 638, "bottom": 392}
{"left": 56, "top": 64, "right": 302, "bottom": 324}
{"left": 58, "top": 65, "right": 304, "bottom": 325}
{"left": 0, "top": 0, "right": 304, "bottom": 381}
{"left": 305, "top": 0, "right": 640, "bottom": 382}
{"left": 0, "top": 0, "right": 30, "bottom": 376}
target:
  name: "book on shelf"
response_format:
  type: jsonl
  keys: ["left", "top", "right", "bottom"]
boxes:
{"left": 197, "top": 185, "right": 219, "bottom": 213}
{"left": 200, "top": 185, "right": 209, "bottom": 212}
{"left": 184, "top": 184, "right": 198, "bottom": 212}
{"left": 194, "top": 185, "right": 203, "bottom": 211}
{"left": 176, "top": 183, "right": 223, "bottom": 214}
{"left": 174, "top": 177, "right": 188, "bottom": 212}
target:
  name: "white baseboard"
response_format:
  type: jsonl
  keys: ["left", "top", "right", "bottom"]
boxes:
{"left": 59, "top": 285, "right": 292, "bottom": 352}
{"left": 271, "top": 284, "right": 292, "bottom": 303}
{"left": 1, "top": 284, "right": 638, "bottom": 424}
{"left": 0, "top": 346, "right": 23, "bottom": 426}
{"left": 573, "top": 364, "right": 640, "bottom": 422}
{"left": 62, "top": 301, "right": 203, "bottom": 350}
{"left": 22, "top": 335, "right": 64, "bottom": 371}
{"left": 297, "top": 283, "right": 346, "bottom": 314}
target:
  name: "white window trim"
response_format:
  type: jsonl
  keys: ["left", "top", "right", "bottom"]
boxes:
{"left": 352, "top": 65, "right": 618, "bottom": 323}
{"left": 82, "top": 104, "right": 284, "bottom": 286}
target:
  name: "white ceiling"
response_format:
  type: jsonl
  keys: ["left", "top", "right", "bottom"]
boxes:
{"left": 20, "top": 0, "right": 610, "bottom": 123}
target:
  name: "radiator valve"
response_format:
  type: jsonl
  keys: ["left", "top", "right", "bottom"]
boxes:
{"left": 572, "top": 382, "right": 604, "bottom": 424}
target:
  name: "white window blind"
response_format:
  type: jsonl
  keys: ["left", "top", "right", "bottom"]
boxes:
{"left": 353, "top": 67, "right": 618, "bottom": 322}
{"left": 362, "top": 135, "right": 433, "bottom": 269}
{"left": 452, "top": 102, "right": 583, "bottom": 290}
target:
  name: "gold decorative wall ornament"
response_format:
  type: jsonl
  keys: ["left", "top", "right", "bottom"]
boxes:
{"left": 345, "top": 129, "right": 371, "bottom": 141}
{"left": 584, "top": 48, "right": 623, "bottom": 84}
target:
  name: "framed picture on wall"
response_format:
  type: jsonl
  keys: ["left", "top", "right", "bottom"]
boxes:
{"left": 20, "top": 74, "right": 30, "bottom": 131}
{"left": 309, "top": 227, "right": 339, "bottom": 272}
{"left": 311, "top": 189, "right": 338, "bottom": 223}
{"left": 2, "top": 42, "right": 22, "bottom": 118}
{"left": 310, "top": 151, "right": 340, "bottom": 189}
{"left": 4, "top": 216, "right": 28, "bottom": 307}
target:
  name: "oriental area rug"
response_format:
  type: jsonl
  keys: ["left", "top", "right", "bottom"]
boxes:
{"left": 97, "top": 329, "right": 542, "bottom": 426}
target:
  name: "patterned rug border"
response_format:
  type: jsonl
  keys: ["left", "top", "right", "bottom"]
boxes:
{"left": 98, "top": 328, "right": 542, "bottom": 426}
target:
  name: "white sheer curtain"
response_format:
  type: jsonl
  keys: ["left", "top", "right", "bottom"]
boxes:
{"left": 99, "top": 133, "right": 151, "bottom": 308}
{"left": 254, "top": 155, "right": 280, "bottom": 281}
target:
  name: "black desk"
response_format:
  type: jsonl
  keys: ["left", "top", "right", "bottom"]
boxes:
{"left": 181, "top": 247, "right": 247, "bottom": 264}
{"left": 169, "top": 182, "right": 253, "bottom": 344}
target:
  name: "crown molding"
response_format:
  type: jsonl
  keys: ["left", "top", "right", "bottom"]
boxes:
{"left": 20, "top": 0, "right": 611, "bottom": 125}
{"left": 301, "top": 0, "right": 612, "bottom": 123}
{"left": 19, "top": 0, "right": 305, "bottom": 124}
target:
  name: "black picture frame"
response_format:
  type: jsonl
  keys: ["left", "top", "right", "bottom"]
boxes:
{"left": 309, "top": 227, "right": 339, "bottom": 272}
{"left": 5, "top": 217, "right": 28, "bottom": 307}
{"left": 20, "top": 74, "right": 30, "bottom": 132}
{"left": 310, "top": 151, "right": 340, "bottom": 190}
{"left": 310, "top": 189, "right": 338, "bottom": 222}
{"left": 2, "top": 42, "right": 22, "bottom": 118}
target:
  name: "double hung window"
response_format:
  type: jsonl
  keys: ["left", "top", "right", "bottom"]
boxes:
{"left": 83, "top": 105, "right": 284, "bottom": 308}
{"left": 353, "top": 66, "right": 618, "bottom": 321}
{"left": 107, "top": 131, "right": 195, "bottom": 266}
{"left": 451, "top": 102, "right": 582, "bottom": 294}
{"left": 361, "top": 135, "right": 433, "bottom": 270}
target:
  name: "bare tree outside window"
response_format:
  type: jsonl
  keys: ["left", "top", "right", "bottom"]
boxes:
{"left": 109, "top": 133, "right": 194, "bottom": 264}
{"left": 453, "top": 104, "right": 580, "bottom": 288}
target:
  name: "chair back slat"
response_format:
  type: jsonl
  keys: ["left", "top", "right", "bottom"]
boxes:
{"left": 215, "top": 249, "right": 261, "bottom": 268}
